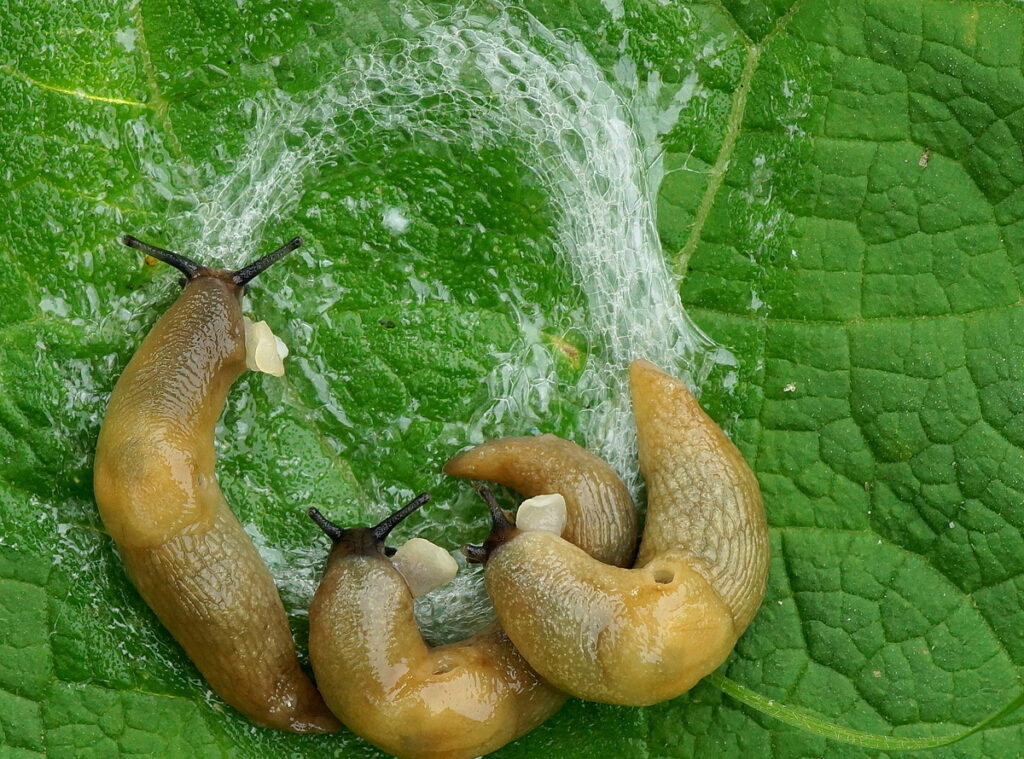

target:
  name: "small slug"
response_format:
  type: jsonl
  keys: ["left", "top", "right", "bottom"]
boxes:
{"left": 309, "top": 436, "right": 637, "bottom": 759}
{"left": 465, "top": 359, "right": 769, "bottom": 706}
{"left": 93, "top": 236, "right": 340, "bottom": 733}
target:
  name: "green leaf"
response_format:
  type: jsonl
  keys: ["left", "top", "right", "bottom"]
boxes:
{"left": 1, "top": 0, "right": 1023, "bottom": 757}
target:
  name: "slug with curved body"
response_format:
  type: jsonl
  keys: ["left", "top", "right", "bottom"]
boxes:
{"left": 466, "top": 359, "right": 769, "bottom": 706}
{"left": 309, "top": 436, "right": 637, "bottom": 759}
{"left": 94, "top": 236, "right": 339, "bottom": 733}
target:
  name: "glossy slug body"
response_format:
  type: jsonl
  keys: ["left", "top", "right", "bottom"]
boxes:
{"left": 310, "top": 441, "right": 637, "bottom": 759}
{"left": 311, "top": 544, "right": 562, "bottom": 759}
{"left": 94, "top": 237, "right": 339, "bottom": 733}
{"left": 472, "top": 360, "right": 769, "bottom": 706}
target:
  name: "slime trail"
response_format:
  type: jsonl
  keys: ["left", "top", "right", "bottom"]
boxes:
{"left": 141, "top": 4, "right": 720, "bottom": 643}
{"left": 181, "top": 4, "right": 716, "bottom": 494}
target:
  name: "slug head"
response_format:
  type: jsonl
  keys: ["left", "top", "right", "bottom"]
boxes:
{"left": 121, "top": 235, "right": 303, "bottom": 291}
{"left": 309, "top": 492, "right": 431, "bottom": 561}
{"left": 460, "top": 485, "right": 517, "bottom": 564}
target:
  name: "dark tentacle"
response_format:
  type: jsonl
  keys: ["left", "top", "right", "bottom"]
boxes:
{"left": 233, "top": 237, "right": 302, "bottom": 285}
{"left": 122, "top": 235, "right": 202, "bottom": 279}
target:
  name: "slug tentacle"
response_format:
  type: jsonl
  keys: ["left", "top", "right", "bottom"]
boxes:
{"left": 309, "top": 507, "right": 345, "bottom": 542}
{"left": 460, "top": 485, "right": 516, "bottom": 564}
{"left": 460, "top": 544, "right": 487, "bottom": 564}
{"left": 373, "top": 492, "right": 432, "bottom": 541}
{"left": 309, "top": 439, "right": 638, "bottom": 759}
{"left": 473, "top": 361, "right": 769, "bottom": 706}
{"left": 121, "top": 235, "right": 202, "bottom": 279}
{"left": 308, "top": 494, "right": 430, "bottom": 557}
{"left": 232, "top": 236, "right": 303, "bottom": 285}
{"left": 95, "top": 237, "right": 339, "bottom": 733}
{"left": 474, "top": 484, "right": 513, "bottom": 529}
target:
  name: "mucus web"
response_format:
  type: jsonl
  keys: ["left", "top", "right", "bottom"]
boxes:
{"left": 189, "top": 4, "right": 716, "bottom": 491}
{"left": 173, "top": 4, "right": 719, "bottom": 642}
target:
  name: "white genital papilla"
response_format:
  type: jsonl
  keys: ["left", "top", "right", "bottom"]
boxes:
{"left": 391, "top": 538, "right": 459, "bottom": 598}
{"left": 243, "top": 316, "right": 290, "bottom": 376}
{"left": 391, "top": 493, "right": 566, "bottom": 598}
{"left": 515, "top": 493, "right": 567, "bottom": 535}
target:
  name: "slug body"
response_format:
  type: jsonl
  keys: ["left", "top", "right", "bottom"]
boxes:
{"left": 309, "top": 438, "right": 637, "bottom": 759}
{"left": 94, "top": 238, "right": 339, "bottom": 733}
{"left": 473, "top": 360, "right": 769, "bottom": 706}
{"left": 311, "top": 543, "right": 560, "bottom": 759}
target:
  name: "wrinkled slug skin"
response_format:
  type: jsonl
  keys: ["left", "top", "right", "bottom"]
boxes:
{"left": 94, "top": 275, "right": 339, "bottom": 733}
{"left": 484, "top": 534, "right": 736, "bottom": 705}
{"left": 483, "top": 360, "right": 769, "bottom": 706}
{"left": 443, "top": 434, "right": 638, "bottom": 567}
{"left": 630, "top": 359, "right": 769, "bottom": 633}
{"left": 310, "top": 442, "right": 638, "bottom": 759}
{"left": 310, "top": 552, "right": 563, "bottom": 759}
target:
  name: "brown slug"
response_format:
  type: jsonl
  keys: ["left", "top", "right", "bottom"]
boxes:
{"left": 465, "top": 359, "right": 770, "bottom": 706}
{"left": 308, "top": 436, "right": 637, "bottom": 759}
{"left": 93, "top": 235, "right": 340, "bottom": 733}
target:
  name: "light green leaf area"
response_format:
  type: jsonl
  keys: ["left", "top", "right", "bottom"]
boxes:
{"left": 1, "top": 0, "right": 1023, "bottom": 757}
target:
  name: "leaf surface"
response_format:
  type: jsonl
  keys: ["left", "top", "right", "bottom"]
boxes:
{"left": 1, "top": 0, "right": 1022, "bottom": 757}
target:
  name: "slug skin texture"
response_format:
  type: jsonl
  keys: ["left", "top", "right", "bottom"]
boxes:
{"left": 309, "top": 437, "right": 638, "bottom": 759}
{"left": 481, "top": 360, "right": 769, "bottom": 706}
{"left": 95, "top": 270, "right": 338, "bottom": 733}
{"left": 631, "top": 359, "right": 769, "bottom": 633}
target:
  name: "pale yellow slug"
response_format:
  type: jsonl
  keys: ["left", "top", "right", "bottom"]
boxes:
{"left": 94, "top": 235, "right": 339, "bottom": 733}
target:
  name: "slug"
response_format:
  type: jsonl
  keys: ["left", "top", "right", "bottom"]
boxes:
{"left": 93, "top": 235, "right": 340, "bottom": 733}
{"left": 465, "top": 359, "right": 769, "bottom": 706}
{"left": 309, "top": 436, "right": 637, "bottom": 759}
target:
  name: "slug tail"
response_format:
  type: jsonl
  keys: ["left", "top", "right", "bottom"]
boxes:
{"left": 629, "top": 359, "right": 769, "bottom": 634}
{"left": 281, "top": 687, "right": 343, "bottom": 734}
{"left": 444, "top": 435, "right": 637, "bottom": 567}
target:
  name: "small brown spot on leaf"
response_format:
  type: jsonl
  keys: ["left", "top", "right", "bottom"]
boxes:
{"left": 548, "top": 335, "right": 581, "bottom": 369}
